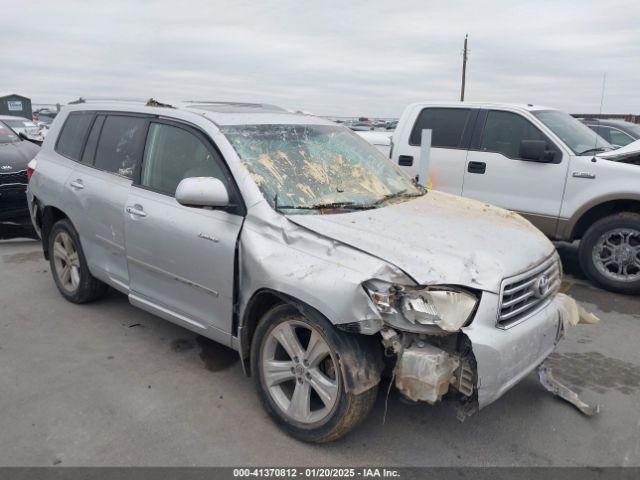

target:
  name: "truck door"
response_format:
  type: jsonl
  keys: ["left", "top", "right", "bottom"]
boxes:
{"left": 393, "top": 107, "right": 477, "bottom": 195}
{"left": 461, "top": 109, "right": 569, "bottom": 236}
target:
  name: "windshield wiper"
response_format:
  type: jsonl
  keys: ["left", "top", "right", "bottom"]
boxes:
{"left": 368, "top": 189, "right": 425, "bottom": 207}
{"left": 277, "top": 201, "right": 373, "bottom": 211}
{"left": 577, "top": 147, "right": 608, "bottom": 156}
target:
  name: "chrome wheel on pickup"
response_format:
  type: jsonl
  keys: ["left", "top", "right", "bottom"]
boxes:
{"left": 592, "top": 228, "right": 640, "bottom": 282}
{"left": 580, "top": 213, "right": 640, "bottom": 294}
{"left": 251, "top": 304, "right": 378, "bottom": 443}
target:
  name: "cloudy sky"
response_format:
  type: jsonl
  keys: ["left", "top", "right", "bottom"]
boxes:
{"left": 2, "top": 0, "right": 639, "bottom": 117}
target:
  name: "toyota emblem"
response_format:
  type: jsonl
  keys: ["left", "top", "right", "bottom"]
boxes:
{"left": 534, "top": 274, "right": 551, "bottom": 298}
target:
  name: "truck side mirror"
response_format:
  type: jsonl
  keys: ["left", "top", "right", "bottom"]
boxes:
{"left": 520, "top": 140, "right": 554, "bottom": 163}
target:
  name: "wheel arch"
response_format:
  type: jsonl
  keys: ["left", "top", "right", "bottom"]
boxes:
{"left": 40, "top": 204, "right": 71, "bottom": 260}
{"left": 239, "top": 288, "right": 383, "bottom": 395}
{"left": 565, "top": 196, "right": 640, "bottom": 241}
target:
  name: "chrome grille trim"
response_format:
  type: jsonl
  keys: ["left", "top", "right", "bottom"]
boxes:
{"left": 497, "top": 254, "right": 561, "bottom": 329}
{"left": 0, "top": 169, "right": 28, "bottom": 186}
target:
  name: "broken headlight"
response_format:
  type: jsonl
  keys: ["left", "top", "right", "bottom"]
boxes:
{"left": 363, "top": 280, "right": 478, "bottom": 333}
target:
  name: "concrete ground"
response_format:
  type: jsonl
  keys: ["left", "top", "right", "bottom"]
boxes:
{"left": 1, "top": 236, "right": 639, "bottom": 467}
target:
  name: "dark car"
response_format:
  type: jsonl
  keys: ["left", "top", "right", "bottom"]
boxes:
{"left": 0, "top": 121, "right": 40, "bottom": 221}
{"left": 581, "top": 118, "right": 640, "bottom": 147}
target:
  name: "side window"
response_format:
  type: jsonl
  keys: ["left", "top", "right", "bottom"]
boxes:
{"left": 590, "top": 125, "right": 610, "bottom": 142}
{"left": 480, "top": 110, "right": 546, "bottom": 159}
{"left": 409, "top": 108, "right": 471, "bottom": 147}
{"left": 94, "top": 115, "right": 147, "bottom": 179}
{"left": 55, "top": 111, "right": 94, "bottom": 161}
{"left": 80, "top": 115, "right": 105, "bottom": 164}
{"left": 609, "top": 129, "right": 634, "bottom": 146}
{"left": 140, "top": 122, "right": 227, "bottom": 195}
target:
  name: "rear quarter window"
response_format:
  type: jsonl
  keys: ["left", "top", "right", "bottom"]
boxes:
{"left": 55, "top": 111, "right": 95, "bottom": 161}
{"left": 409, "top": 108, "right": 472, "bottom": 147}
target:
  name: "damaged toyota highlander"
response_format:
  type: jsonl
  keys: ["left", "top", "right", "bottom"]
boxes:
{"left": 27, "top": 100, "right": 596, "bottom": 443}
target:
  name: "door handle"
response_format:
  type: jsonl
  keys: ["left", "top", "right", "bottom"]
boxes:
{"left": 467, "top": 161, "right": 486, "bottom": 174}
{"left": 69, "top": 179, "right": 84, "bottom": 190}
{"left": 126, "top": 205, "right": 147, "bottom": 218}
{"left": 398, "top": 155, "right": 414, "bottom": 166}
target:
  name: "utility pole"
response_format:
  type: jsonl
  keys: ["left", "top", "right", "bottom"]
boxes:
{"left": 460, "top": 34, "right": 468, "bottom": 102}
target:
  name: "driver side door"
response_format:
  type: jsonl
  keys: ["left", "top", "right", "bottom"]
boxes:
{"left": 461, "top": 109, "right": 569, "bottom": 236}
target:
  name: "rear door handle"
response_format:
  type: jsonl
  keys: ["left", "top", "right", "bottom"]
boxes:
{"left": 126, "top": 205, "right": 147, "bottom": 218}
{"left": 467, "top": 161, "right": 486, "bottom": 174}
{"left": 398, "top": 155, "right": 414, "bottom": 166}
{"left": 69, "top": 179, "right": 84, "bottom": 190}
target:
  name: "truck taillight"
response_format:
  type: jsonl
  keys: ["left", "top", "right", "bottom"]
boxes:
{"left": 27, "top": 159, "right": 37, "bottom": 181}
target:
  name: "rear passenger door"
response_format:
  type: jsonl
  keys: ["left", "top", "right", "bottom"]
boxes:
{"left": 461, "top": 110, "right": 568, "bottom": 234}
{"left": 124, "top": 120, "right": 244, "bottom": 343}
{"left": 395, "top": 107, "right": 476, "bottom": 195}
{"left": 66, "top": 113, "right": 148, "bottom": 291}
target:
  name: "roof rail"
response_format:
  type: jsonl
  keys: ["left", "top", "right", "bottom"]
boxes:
{"left": 67, "top": 97, "right": 174, "bottom": 108}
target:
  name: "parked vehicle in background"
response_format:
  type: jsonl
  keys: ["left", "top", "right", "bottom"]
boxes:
{"left": 356, "top": 130, "right": 393, "bottom": 156}
{"left": 392, "top": 102, "right": 640, "bottom": 294}
{"left": 32, "top": 108, "right": 58, "bottom": 125}
{"left": 1, "top": 116, "right": 40, "bottom": 137}
{"left": 0, "top": 120, "right": 40, "bottom": 221}
{"left": 581, "top": 118, "right": 640, "bottom": 147}
{"left": 28, "top": 99, "right": 577, "bottom": 441}
{"left": 385, "top": 120, "right": 398, "bottom": 130}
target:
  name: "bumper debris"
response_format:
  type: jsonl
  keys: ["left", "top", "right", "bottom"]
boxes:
{"left": 538, "top": 364, "right": 600, "bottom": 416}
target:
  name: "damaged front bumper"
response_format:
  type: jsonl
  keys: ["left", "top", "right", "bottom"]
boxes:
{"left": 386, "top": 291, "right": 598, "bottom": 415}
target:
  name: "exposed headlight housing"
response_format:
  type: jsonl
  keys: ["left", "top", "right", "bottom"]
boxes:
{"left": 364, "top": 280, "right": 478, "bottom": 333}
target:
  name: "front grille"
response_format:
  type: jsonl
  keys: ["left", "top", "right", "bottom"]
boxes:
{"left": 498, "top": 255, "right": 561, "bottom": 328}
{"left": 0, "top": 170, "right": 28, "bottom": 186}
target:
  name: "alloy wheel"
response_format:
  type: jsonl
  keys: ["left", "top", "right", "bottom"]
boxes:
{"left": 261, "top": 319, "right": 340, "bottom": 424}
{"left": 52, "top": 231, "right": 81, "bottom": 292}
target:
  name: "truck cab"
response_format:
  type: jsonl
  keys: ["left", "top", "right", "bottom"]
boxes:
{"left": 392, "top": 102, "right": 640, "bottom": 294}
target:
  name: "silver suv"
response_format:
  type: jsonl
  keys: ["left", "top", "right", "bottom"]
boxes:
{"left": 28, "top": 99, "right": 575, "bottom": 442}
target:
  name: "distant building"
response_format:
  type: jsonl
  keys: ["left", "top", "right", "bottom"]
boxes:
{"left": 0, "top": 93, "right": 32, "bottom": 119}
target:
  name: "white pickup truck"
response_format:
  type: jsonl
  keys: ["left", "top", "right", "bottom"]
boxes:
{"left": 389, "top": 102, "right": 640, "bottom": 294}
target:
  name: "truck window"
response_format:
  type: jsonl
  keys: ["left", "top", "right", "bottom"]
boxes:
{"left": 409, "top": 108, "right": 471, "bottom": 147}
{"left": 55, "top": 111, "right": 94, "bottom": 161}
{"left": 480, "top": 110, "right": 546, "bottom": 159}
{"left": 94, "top": 115, "right": 147, "bottom": 179}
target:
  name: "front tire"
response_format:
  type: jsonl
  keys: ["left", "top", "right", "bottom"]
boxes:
{"left": 251, "top": 304, "right": 377, "bottom": 443}
{"left": 579, "top": 213, "right": 640, "bottom": 294}
{"left": 49, "top": 219, "right": 108, "bottom": 303}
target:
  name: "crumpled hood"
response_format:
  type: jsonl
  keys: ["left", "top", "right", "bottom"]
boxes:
{"left": 287, "top": 191, "right": 555, "bottom": 293}
{"left": 597, "top": 139, "right": 640, "bottom": 161}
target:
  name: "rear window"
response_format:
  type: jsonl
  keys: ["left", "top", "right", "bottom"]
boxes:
{"left": 409, "top": 108, "right": 471, "bottom": 147}
{"left": 55, "top": 112, "right": 94, "bottom": 161}
{"left": 93, "top": 115, "right": 147, "bottom": 178}
{"left": 0, "top": 122, "right": 19, "bottom": 144}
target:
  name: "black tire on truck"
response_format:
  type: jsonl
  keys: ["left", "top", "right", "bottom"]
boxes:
{"left": 579, "top": 212, "right": 640, "bottom": 295}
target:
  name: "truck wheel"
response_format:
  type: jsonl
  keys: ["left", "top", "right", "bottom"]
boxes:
{"left": 49, "top": 219, "right": 108, "bottom": 303}
{"left": 251, "top": 304, "right": 378, "bottom": 443}
{"left": 579, "top": 213, "right": 640, "bottom": 294}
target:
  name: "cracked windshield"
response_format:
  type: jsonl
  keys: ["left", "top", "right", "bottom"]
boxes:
{"left": 222, "top": 124, "right": 422, "bottom": 213}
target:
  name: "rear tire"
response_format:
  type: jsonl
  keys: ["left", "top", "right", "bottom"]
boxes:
{"left": 251, "top": 304, "right": 378, "bottom": 443}
{"left": 49, "top": 219, "right": 108, "bottom": 303}
{"left": 579, "top": 213, "right": 640, "bottom": 294}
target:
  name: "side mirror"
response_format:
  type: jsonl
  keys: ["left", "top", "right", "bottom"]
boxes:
{"left": 519, "top": 139, "right": 555, "bottom": 162}
{"left": 175, "top": 177, "right": 229, "bottom": 208}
